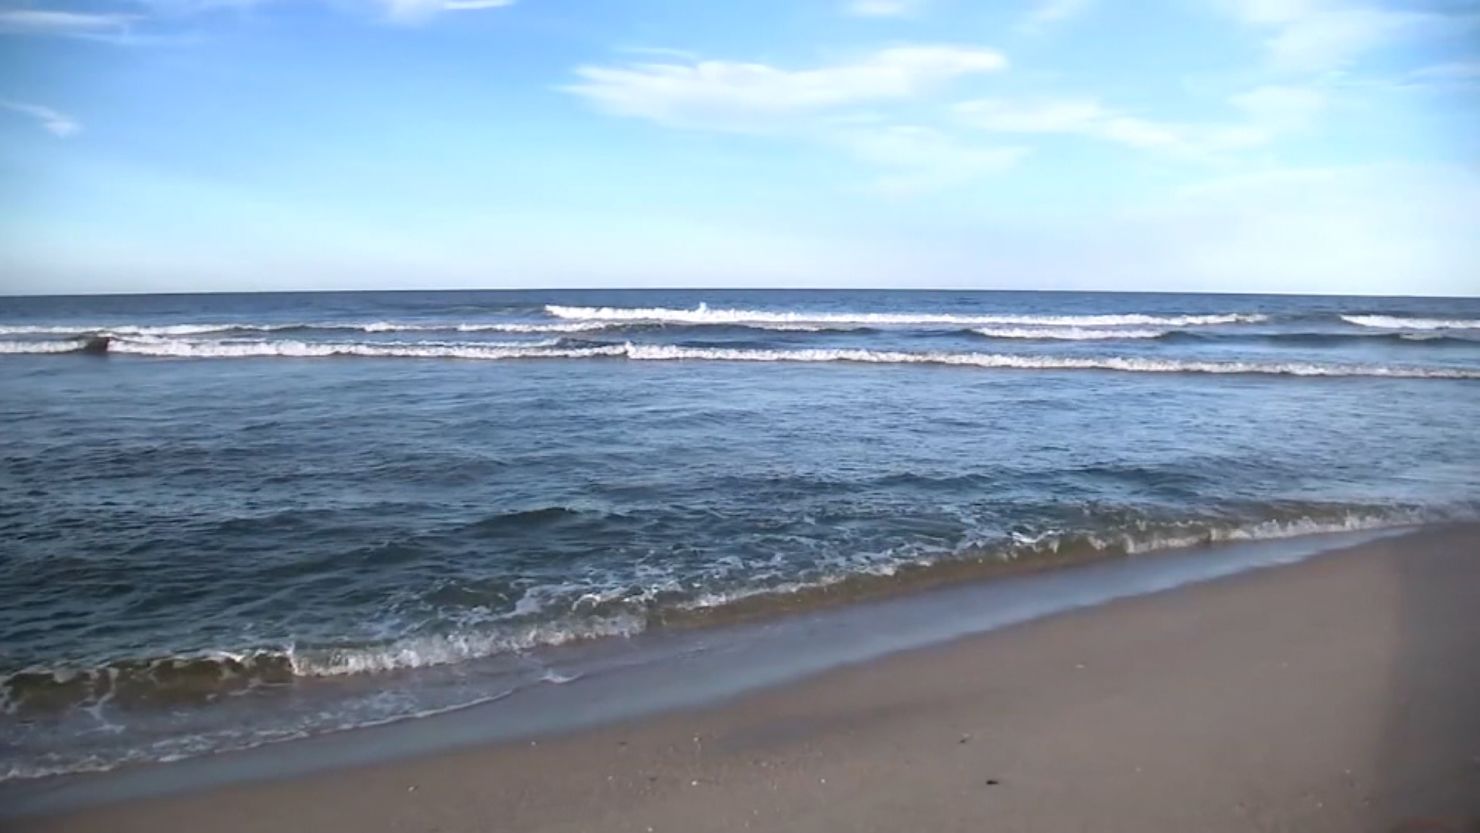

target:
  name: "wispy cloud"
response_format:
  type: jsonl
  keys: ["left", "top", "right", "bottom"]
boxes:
{"left": 843, "top": 0, "right": 925, "bottom": 18}
{"left": 440, "top": 0, "right": 514, "bottom": 8}
{"left": 1, "top": 100, "right": 81, "bottom": 137}
{"left": 565, "top": 46, "right": 1018, "bottom": 192}
{"left": 565, "top": 46, "right": 1006, "bottom": 132}
{"left": 1400, "top": 60, "right": 1480, "bottom": 89}
{"left": 1221, "top": 0, "right": 1464, "bottom": 73}
{"left": 955, "top": 85, "right": 1325, "bottom": 160}
{"left": 1019, "top": 0, "right": 1092, "bottom": 30}
{"left": 0, "top": 0, "right": 514, "bottom": 34}
{"left": 0, "top": 8, "right": 136, "bottom": 37}
{"left": 383, "top": 0, "right": 514, "bottom": 22}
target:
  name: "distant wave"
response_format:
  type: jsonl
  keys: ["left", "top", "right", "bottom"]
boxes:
{"left": 620, "top": 344, "right": 1478, "bottom": 379}
{"left": 1161, "top": 330, "right": 1480, "bottom": 347}
{"left": 969, "top": 328, "right": 1479, "bottom": 346}
{"left": 105, "top": 337, "right": 604, "bottom": 360}
{"left": 546, "top": 303, "right": 1267, "bottom": 328}
{"left": 11, "top": 312, "right": 1480, "bottom": 340}
{"left": 1341, "top": 314, "right": 1480, "bottom": 331}
{"left": 0, "top": 319, "right": 880, "bottom": 337}
{"left": 0, "top": 321, "right": 609, "bottom": 336}
{"left": 7, "top": 337, "right": 1477, "bottom": 378}
{"left": 972, "top": 326, "right": 1169, "bottom": 340}
{"left": 0, "top": 339, "right": 91, "bottom": 354}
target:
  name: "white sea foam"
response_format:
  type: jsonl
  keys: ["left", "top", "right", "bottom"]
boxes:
{"left": 972, "top": 326, "right": 1169, "bottom": 340}
{"left": 620, "top": 343, "right": 1480, "bottom": 379}
{"left": 547, "top": 303, "right": 1266, "bottom": 328}
{"left": 1012, "top": 510, "right": 1425, "bottom": 557}
{"left": 107, "top": 338, "right": 612, "bottom": 360}
{"left": 0, "top": 323, "right": 296, "bottom": 336}
{"left": 0, "top": 339, "right": 90, "bottom": 354}
{"left": 454, "top": 321, "right": 609, "bottom": 333}
{"left": 362, "top": 321, "right": 608, "bottom": 334}
{"left": 0, "top": 321, "right": 613, "bottom": 336}
{"left": 1341, "top": 314, "right": 1480, "bottom": 331}
{"left": 13, "top": 336, "right": 1478, "bottom": 377}
{"left": 285, "top": 614, "right": 645, "bottom": 676}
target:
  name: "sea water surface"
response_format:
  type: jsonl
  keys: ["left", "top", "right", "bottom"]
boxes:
{"left": 2, "top": 289, "right": 1478, "bottom": 781}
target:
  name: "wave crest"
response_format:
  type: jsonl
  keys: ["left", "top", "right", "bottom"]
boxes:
{"left": 621, "top": 343, "right": 1480, "bottom": 379}
{"left": 972, "top": 326, "right": 1169, "bottom": 340}
{"left": 9, "top": 337, "right": 1476, "bottom": 378}
{"left": 546, "top": 303, "right": 1266, "bottom": 328}
{"left": 1341, "top": 314, "right": 1480, "bottom": 331}
{"left": 107, "top": 338, "right": 612, "bottom": 360}
{"left": 0, "top": 339, "right": 90, "bottom": 354}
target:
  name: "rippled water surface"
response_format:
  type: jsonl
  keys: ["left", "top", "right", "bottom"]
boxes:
{"left": 2, "top": 288, "right": 1478, "bottom": 779}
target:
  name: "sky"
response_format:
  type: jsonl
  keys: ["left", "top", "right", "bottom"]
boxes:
{"left": 0, "top": 0, "right": 1476, "bottom": 296}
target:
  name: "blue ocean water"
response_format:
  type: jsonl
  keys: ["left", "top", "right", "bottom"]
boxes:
{"left": 2, "top": 289, "right": 1478, "bottom": 780}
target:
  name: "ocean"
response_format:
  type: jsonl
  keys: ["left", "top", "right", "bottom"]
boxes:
{"left": 2, "top": 288, "right": 1478, "bottom": 782}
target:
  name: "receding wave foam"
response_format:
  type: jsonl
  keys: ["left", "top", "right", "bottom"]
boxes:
{"left": 972, "top": 326, "right": 1169, "bottom": 340}
{"left": 546, "top": 303, "right": 1266, "bottom": 328}
{"left": 1341, "top": 314, "right": 1480, "bottom": 331}
{"left": 0, "top": 505, "right": 1444, "bottom": 724}
{"left": 3, "top": 500, "right": 1467, "bottom": 784}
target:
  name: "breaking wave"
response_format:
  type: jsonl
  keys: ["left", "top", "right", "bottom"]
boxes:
{"left": 620, "top": 344, "right": 1479, "bottom": 379}
{"left": 106, "top": 338, "right": 614, "bottom": 360}
{"left": 972, "top": 326, "right": 1170, "bottom": 340}
{"left": 0, "top": 321, "right": 611, "bottom": 337}
{"left": 1341, "top": 315, "right": 1480, "bottom": 331}
{"left": 8, "top": 337, "right": 1476, "bottom": 378}
{"left": 546, "top": 303, "right": 1266, "bottom": 328}
{"left": 0, "top": 339, "right": 91, "bottom": 354}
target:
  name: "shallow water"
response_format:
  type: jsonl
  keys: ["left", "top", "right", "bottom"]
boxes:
{"left": 2, "top": 288, "right": 1478, "bottom": 779}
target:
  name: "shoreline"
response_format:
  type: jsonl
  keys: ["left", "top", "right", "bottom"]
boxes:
{"left": 8, "top": 523, "right": 1480, "bottom": 830}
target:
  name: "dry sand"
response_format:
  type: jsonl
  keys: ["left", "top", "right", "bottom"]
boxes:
{"left": 12, "top": 525, "right": 1480, "bottom": 832}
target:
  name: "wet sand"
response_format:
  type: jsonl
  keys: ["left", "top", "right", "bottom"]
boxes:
{"left": 12, "top": 525, "right": 1480, "bottom": 832}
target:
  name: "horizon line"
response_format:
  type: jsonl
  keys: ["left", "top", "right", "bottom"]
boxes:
{"left": 3, "top": 286, "right": 1477, "bottom": 301}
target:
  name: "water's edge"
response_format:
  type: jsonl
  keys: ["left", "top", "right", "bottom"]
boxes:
{"left": 1, "top": 522, "right": 1438, "bottom": 820}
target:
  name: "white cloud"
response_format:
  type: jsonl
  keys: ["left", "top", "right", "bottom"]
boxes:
{"left": 1, "top": 100, "right": 81, "bottom": 137}
{"left": 1020, "top": 0, "right": 1092, "bottom": 29}
{"left": 0, "top": 9, "right": 135, "bottom": 36}
{"left": 381, "top": 0, "right": 514, "bottom": 22}
{"left": 566, "top": 46, "right": 1006, "bottom": 132}
{"left": 843, "top": 0, "right": 924, "bottom": 17}
{"left": 1221, "top": 0, "right": 1457, "bottom": 72}
{"left": 0, "top": 1, "right": 513, "bottom": 32}
{"left": 1402, "top": 60, "right": 1480, "bottom": 89}
{"left": 565, "top": 46, "right": 1016, "bottom": 192}
{"left": 954, "top": 96, "right": 1274, "bottom": 159}
{"left": 1265, "top": 9, "right": 1419, "bottom": 71}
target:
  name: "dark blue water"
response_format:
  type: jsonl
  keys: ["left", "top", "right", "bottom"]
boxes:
{"left": 2, "top": 289, "right": 1478, "bottom": 780}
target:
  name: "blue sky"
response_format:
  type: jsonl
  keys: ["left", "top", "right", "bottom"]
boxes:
{"left": 1, "top": 0, "right": 1476, "bottom": 295}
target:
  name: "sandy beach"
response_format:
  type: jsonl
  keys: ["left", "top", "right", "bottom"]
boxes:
{"left": 11, "top": 525, "right": 1480, "bottom": 833}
